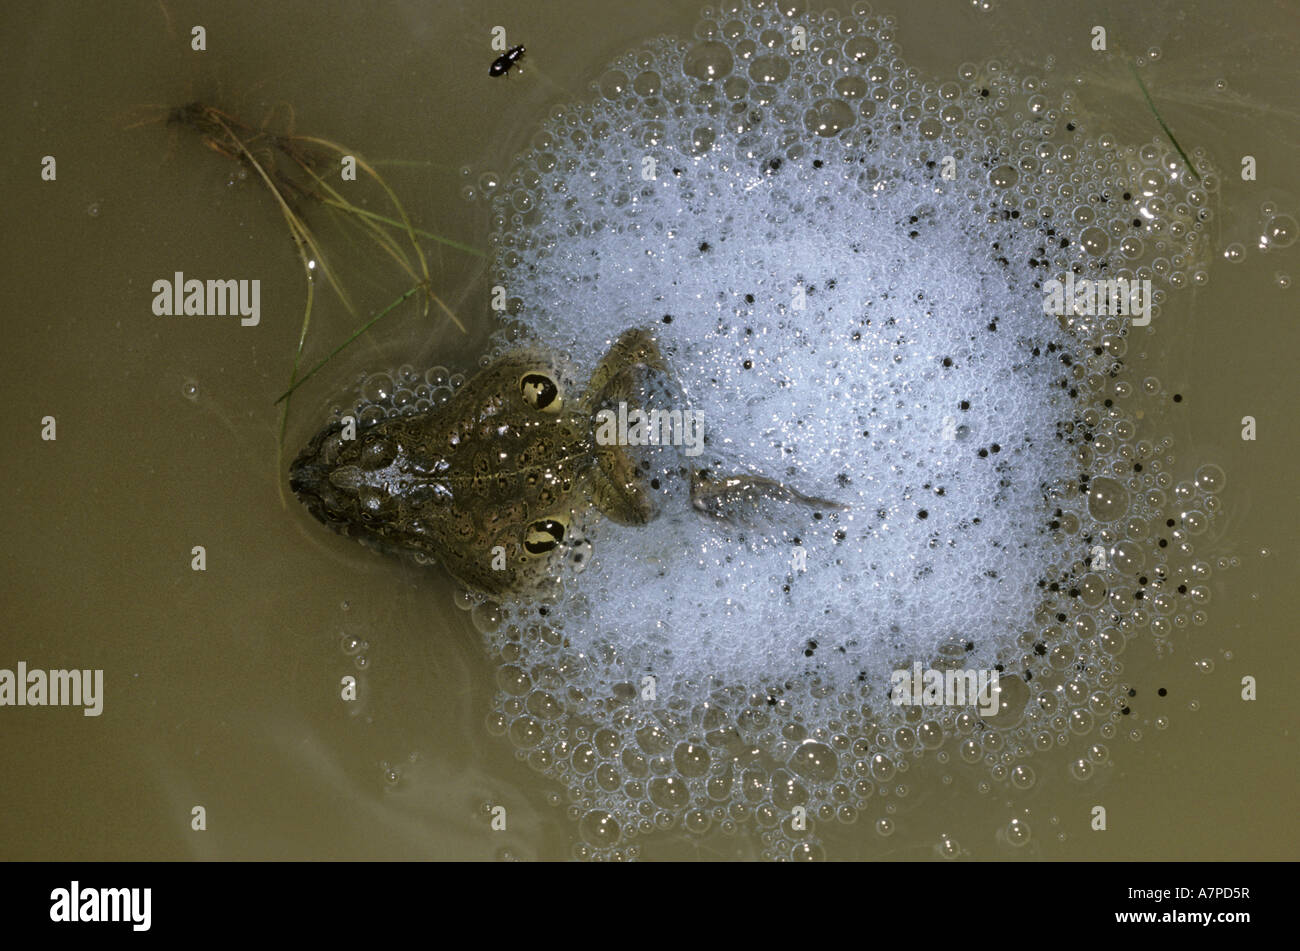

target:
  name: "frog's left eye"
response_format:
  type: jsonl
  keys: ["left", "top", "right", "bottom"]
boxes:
{"left": 519, "top": 371, "right": 562, "bottom": 414}
{"left": 523, "top": 517, "right": 567, "bottom": 555}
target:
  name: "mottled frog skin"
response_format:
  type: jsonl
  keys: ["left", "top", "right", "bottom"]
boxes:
{"left": 290, "top": 328, "right": 838, "bottom": 599}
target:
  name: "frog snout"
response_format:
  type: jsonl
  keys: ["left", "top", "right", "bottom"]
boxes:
{"left": 288, "top": 456, "right": 326, "bottom": 497}
{"left": 289, "top": 434, "right": 359, "bottom": 528}
{"left": 290, "top": 421, "right": 349, "bottom": 510}
{"left": 289, "top": 457, "right": 339, "bottom": 524}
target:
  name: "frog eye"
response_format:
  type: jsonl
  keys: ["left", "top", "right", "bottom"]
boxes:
{"left": 519, "top": 372, "right": 562, "bottom": 414}
{"left": 523, "top": 517, "right": 567, "bottom": 555}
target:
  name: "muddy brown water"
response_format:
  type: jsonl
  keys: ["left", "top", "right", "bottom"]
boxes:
{"left": 1, "top": 0, "right": 1296, "bottom": 859}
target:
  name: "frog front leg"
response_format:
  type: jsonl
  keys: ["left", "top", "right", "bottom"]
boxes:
{"left": 582, "top": 328, "right": 675, "bottom": 526}
{"left": 585, "top": 327, "right": 672, "bottom": 396}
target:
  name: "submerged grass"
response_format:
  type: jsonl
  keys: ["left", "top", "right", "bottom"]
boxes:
{"left": 163, "top": 102, "right": 484, "bottom": 489}
{"left": 1129, "top": 63, "right": 1203, "bottom": 184}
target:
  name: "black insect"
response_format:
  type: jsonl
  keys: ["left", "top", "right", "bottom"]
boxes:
{"left": 489, "top": 45, "right": 525, "bottom": 77}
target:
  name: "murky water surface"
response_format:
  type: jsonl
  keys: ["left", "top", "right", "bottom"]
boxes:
{"left": 1, "top": 0, "right": 1295, "bottom": 859}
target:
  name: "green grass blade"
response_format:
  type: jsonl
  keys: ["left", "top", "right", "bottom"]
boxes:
{"left": 275, "top": 283, "right": 424, "bottom": 405}
{"left": 1130, "top": 63, "right": 1202, "bottom": 183}
{"left": 317, "top": 201, "right": 485, "bottom": 256}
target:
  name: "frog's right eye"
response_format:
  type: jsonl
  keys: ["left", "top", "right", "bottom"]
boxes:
{"left": 519, "top": 371, "right": 562, "bottom": 414}
{"left": 523, "top": 517, "right": 567, "bottom": 555}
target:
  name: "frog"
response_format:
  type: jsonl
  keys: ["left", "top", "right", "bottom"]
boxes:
{"left": 289, "top": 328, "right": 842, "bottom": 599}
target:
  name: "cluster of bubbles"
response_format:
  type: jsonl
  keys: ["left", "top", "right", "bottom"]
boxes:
{"left": 1231, "top": 200, "right": 1296, "bottom": 290}
{"left": 448, "top": 0, "right": 1235, "bottom": 858}
{"left": 340, "top": 364, "right": 467, "bottom": 426}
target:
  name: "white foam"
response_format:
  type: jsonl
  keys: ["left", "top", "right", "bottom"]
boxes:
{"left": 470, "top": 0, "right": 1224, "bottom": 857}
{"left": 488, "top": 36, "right": 1080, "bottom": 691}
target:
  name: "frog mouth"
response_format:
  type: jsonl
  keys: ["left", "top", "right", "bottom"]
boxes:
{"left": 288, "top": 428, "right": 359, "bottom": 533}
{"left": 288, "top": 456, "right": 349, "bottom": 529}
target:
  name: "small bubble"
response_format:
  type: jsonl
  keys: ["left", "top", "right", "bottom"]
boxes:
{"left": 1194, "top": 463, "right": 1226, "bottom": 494}
{"left": 362, "top": 372, "right": 395, "bottom": 403}
{"left": 579, "top": 810, "right": 621, "bottom": 846}
{"left": 1080, "top": 227, "right": 1109, "bottom": 256}
{"left": 1087, "top": 477, "right": 1130, "bottom": 521}
{"left": 988, "top": 164, "right": 1018, "bottom": 188}
{"left": 1005, "top": 818, "right": 1031, "bottom": 846}
{"left": 683, "top": 40, "right": 734, "bottom": 81}
{"left": 182, "top": 380, "right": 199, "bottom": 401}
{"left": 472, "top": 602, "right": 503, "bottom": 634}
{"left": 1261, "top": 213, "right": 1297, "bottom": 249}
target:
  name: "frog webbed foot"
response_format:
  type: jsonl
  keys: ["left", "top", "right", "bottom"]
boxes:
{"left": 588, "top": 445, "right": 658, "bottom": 525}
{"left": 690, "top": 468, "right": 847, "bottom": 523}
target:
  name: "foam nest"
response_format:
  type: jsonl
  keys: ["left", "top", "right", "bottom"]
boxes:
{"left": 361, "top": 0, "right": 1230, "bottom": 858}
